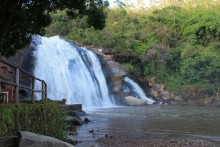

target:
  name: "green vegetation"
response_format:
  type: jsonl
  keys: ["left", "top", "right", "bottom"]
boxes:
{"left": 46, "top": 0, "right": 220, "bottom": 95}
{"left": 0, "top": 0, "right": 108, "bottom": 57}
{"left": 0, "top": 102, "right": 67, "bottom": 141}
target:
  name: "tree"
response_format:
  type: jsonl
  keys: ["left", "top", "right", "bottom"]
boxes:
{"left": 180, "top": 52, "right": 220, "bottom": 99}
{"left": 0, "top": 0, "right": 108, "bottom": 57}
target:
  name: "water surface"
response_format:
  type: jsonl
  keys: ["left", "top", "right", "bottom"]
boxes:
{"left": 73, "top": 105, "right": 220, "bottom": 146}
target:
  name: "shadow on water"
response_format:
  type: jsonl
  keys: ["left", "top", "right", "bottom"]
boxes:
{"left": 71, "top": 105, "right": 220, "bottom": 146}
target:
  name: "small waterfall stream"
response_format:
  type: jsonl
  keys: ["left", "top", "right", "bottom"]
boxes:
{"left": 123, "top": 77, "right": 155, "bottom": 104}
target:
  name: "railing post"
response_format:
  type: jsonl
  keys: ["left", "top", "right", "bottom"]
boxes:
{"left": 15, "top": 68, "right": 19, "bottom": 103}
{"left": 31, "top": 78, "right": 36, "bottom": 103}
{"left": 44, "top": 82, "right": 47, "bottom": 100}
{"left": 41, "top": 81, "right": 45, "bottom": 101}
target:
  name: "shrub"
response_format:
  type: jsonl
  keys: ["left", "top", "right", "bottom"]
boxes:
{"left": 0, "top": 102, "right": 67, "bottom": 141}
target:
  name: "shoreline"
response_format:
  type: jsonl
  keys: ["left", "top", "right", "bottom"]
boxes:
{"left": 96, "top": 133, "right": 218, "bottom": 147}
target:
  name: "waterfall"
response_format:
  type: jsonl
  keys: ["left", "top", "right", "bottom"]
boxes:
{"left": 123, "top": 77, "right": 155, "bottom": 104}
{"left": 32, "top": 35, "right": 114, "bottom": 107}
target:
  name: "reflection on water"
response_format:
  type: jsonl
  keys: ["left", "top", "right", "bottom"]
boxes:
{"left": 73, "top": 105, "right": 220, "bottom": 146}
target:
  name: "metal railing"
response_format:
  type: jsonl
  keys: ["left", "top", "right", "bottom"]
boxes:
{"left": 0, "top": 59, "right": 47, "bottom": 103}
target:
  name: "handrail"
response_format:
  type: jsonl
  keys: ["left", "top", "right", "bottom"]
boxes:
{"left": 0, "top": 59, "right": 47, "bottom": 103}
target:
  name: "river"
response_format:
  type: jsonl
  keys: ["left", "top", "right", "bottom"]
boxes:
{"left": 72, "top": 105, "right": 220, "bottom": 146}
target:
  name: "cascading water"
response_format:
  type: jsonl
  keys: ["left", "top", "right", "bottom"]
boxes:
{"left": 123, "top": 77, "right": 155, "bottom": 104}
{"left": 32, "top": 35, "right": 114, "bottom": 107}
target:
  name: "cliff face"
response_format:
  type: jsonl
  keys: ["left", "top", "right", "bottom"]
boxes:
{"left": 0, "top": 49, "right": 26, "bottom": 82}
{"left": 88, "top": 48, "right": 130, "bottom": 105}
{"left": 0, "top": 46, "right": 35, "bottom": 81}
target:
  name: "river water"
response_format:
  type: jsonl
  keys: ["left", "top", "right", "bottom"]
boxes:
{"left": 73, "top": 105, "right": 220, "bottom": 146}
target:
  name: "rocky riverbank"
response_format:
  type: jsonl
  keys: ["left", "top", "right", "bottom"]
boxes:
{"left": 148, "top": 78, "right": 220, "bottom": 106}
{"left": 97, "top": 133, "right": 217, "bottom": 147}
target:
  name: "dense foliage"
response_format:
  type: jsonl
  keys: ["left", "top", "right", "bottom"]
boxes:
{"left": 0, "top": 0, "right": 108, "bottom": 57}
{"left": 0, "top": 102, "right": 67, "bottom": 141}
{"left": 46, "top": 1, "right": 220, "bottom": 95}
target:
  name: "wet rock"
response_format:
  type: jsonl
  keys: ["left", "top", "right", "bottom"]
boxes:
{"left": 103, "top": 61, "right": 127, "bottom": 78}
{"left": 84, "top": 117, "right": 91, "bottom": 123}
{"left": 88, "top": 130, "right": 95, "bottom": 136}
{"left": 65, "top": 116, "right": 84, "bottom": 126}
{"left": 174, "top": 96, "right": 183, "bottom": 102}
{"left": 123, "top": 96, "right": 146, "bottom": 106}
{"left": 71, "top": 117, "right": 84, "bottom": 126}
{"left": 67, "top": 110, "right": 87, "bottom": 117}
{"left": 108, "top": 76, "right": 123, "bottom": 92}
{"left": 18, "top": 131, "right": 74, "bottom": 147}
{"left": 102, "top": 61, "right": 128, "bottom": 93}
{"left": 159, "top": 91, "right": 171, "bottom": 100}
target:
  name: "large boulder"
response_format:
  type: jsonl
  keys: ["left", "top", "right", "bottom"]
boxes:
{"left": 18, "top": 131, "right": 74, "bottom": 147}
{"left": 123, "top": 96, "right": 146, "bottom": 106}
{"left": 103, "top": 61, "right": 127, "bottom": 78}
{"left": 102, "top": 61, "right": 128, "bottom": 93}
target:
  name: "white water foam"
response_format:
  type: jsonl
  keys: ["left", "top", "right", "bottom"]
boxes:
{"left": 33, "top": 35, "right": 114, "bottom": 107}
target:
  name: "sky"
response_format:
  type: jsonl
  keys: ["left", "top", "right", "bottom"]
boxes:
{"left": 108, "top": 0, "right": 154, "bottom": 8}
{"left": 109, "top": 0, "right": 137, "bottom": 7}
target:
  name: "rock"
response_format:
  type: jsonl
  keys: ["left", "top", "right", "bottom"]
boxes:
{"left": 152, "top": 84, "right": 161, "bottom": 91}
{"left": 88, "top": 130, "right": 95, "bottom": 136}
{"left": 159, "top": 91, "right": 171, "bottom": 100}
{"left": 103, "top": 61, "right": 127, "bottom": 78}
{"left": 71, "top": 117, "right": 84, "bottom": 126}
{"left": 102, "top": 61, "right": 128, "bottom": 93}
{"left": 148, "top": 78, "right": 156, "bottom": 87}
{"left": 84, "top": 117, "right": 91, "bottom": 123}
{"left": 159, "top": 84, "right": 165, "bottom": 92}
{"left": 204, "top": 97, "right": 214, "bottom": 105}
{"left": 188, "top": 99, "right": 204, "bottom": 106}
{"left": 174, "top": 96, "right": 183, "bottom": 102}
{"left": 18, "top": 131, "right": 74, "bottom": 147}
{"left": 108, "top": 76, "right": 123, "bottom": 92}
{"left": 60, "top": 104, "right": 82, "bottom": 111}
{"left": 103, "top": 55, "right": 113, "bottom": 61}
{"left": 65, "top": 116, "right": 84, "bottom": 126}
{"left": 169, "top": 100, "right": 177, "bottom": 105}
{"left": 152, "top": 84, "right": 165, "bottom": 92}
{"left": 123, "top": 96, "right": 146, "bottom": 106}
{"left": 150, "top": 89, "right": 159, "bottom": 97}
{"left": 67, "top": 110, "right": 87, "bottom": 117}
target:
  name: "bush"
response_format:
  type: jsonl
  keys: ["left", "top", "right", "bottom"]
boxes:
{"left": 0, "top": 102, "right": 67, "bottom": 141}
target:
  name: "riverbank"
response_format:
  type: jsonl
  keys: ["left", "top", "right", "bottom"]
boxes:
{"left": 97, "top": 133, "right": 217, "bottom": 147}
